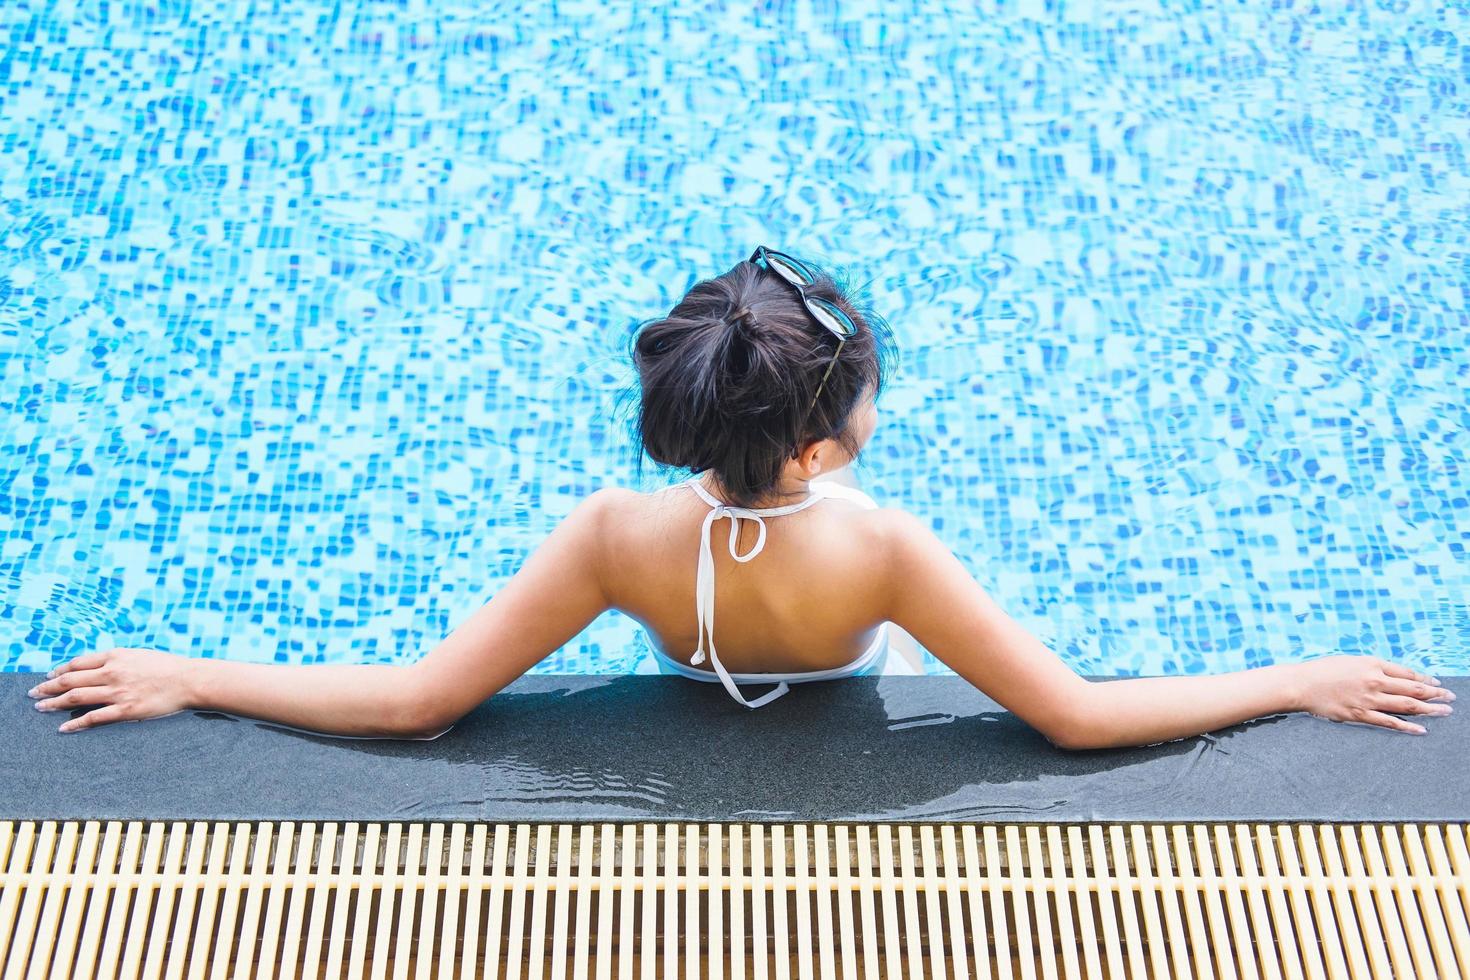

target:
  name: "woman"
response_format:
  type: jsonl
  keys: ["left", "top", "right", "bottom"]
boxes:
{"left": 27, "top": 247, "right": 1454, "bottom": 744}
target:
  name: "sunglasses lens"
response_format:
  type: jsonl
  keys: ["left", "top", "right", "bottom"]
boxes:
{"left": 808, "top": 297, "right": 857, "bottom": 337}
{"left": 763, "top": 251, "right": 816, "bottom": 285}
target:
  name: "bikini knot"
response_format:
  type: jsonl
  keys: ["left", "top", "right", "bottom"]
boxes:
{"left": 724, "top": 511, "right": 767, "bottom": 561}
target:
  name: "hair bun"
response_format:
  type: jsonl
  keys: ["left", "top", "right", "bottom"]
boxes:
{"left": 724, "top": 306, "right": 756, "bottom": 331}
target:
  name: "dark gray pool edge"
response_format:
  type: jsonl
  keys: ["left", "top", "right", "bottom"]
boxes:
{"left": 3, "top": 673, "right": 1465, "bottom": 824}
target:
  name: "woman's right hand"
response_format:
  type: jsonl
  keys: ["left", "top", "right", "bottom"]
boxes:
{"left": 1291, "top": 655, "right": 1454, "bottom": 734}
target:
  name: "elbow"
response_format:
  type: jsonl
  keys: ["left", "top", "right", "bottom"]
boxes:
{"left": 394, "top": 668, "right": 459, "bottom": 739}
{"left": 399, "top": 705, "right": 455, "bottom": 740}
{"left": 1044, "top": 722, "right": 1103, "bottom": 751}
{"left": 402, "top": 696, "right": 462, "bottom": 739}
{"left": 1040, "top": 683, "right": 1107, "bottom": 751}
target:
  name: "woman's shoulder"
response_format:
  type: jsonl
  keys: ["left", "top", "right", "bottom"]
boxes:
{"left": 568, "top": 484, "right": 677, "bottom": 533}
{"left": 864, "top": 506, "right": 941, "bottom": 552}
{"left": 582, "top": 483, "right": 676, "bottom": 513}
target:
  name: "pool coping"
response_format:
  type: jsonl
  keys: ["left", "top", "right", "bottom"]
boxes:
{"left": 2, "top": 672, "right": 1465, "bottom": 823}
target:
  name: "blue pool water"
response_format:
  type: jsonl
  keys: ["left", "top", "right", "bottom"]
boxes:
{"left": 2, "top": 2, "right": 1466, "bottom": 678}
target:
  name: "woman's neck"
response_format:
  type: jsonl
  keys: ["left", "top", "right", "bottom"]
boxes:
{"left": 698, "top": 473, "right": 815, "bottom": 508}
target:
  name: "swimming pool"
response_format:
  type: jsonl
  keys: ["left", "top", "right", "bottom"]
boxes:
{"left": 2, "top": 1, "right": 1465, "bottom": 679}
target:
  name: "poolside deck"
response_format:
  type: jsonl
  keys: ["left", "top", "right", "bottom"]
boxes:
{"left": 4, "top": 672, "right": 1464, "bottom": 823}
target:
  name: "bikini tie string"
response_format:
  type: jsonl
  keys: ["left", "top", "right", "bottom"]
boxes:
{"left": 691, "top": 502, "right": 766, "bottom": 669}
{"left": 685, "top": 481, "right": 828, "bottom": 709}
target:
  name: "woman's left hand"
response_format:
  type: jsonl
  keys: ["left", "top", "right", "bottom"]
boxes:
{"left": 27, "top": 648, "right": 196, "bottom": 733}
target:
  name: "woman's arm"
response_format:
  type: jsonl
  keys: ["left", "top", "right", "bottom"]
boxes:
{"left": 876, "top": 509, "right": 1451, "bottom": 749}
{"left": 32, "top": 488, "right": 620, "bottom": 737}
{"left": 395, "top": 486, "right": 623, "bottom": 734}
{"left": 186, "top": 659, "right": 432, "bottom": 738}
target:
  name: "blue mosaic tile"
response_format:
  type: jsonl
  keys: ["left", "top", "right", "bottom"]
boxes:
{"left": 1, "top": 1, "right": 1466, "bottom": 677}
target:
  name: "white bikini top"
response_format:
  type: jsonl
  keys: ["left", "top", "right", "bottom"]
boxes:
{"left": 675, "top": 476, "right": 846, "bottom": 708}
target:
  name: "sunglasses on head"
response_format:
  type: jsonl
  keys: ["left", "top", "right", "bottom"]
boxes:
{"left": 748, "top": 246, "right": 859, "bottom": 454}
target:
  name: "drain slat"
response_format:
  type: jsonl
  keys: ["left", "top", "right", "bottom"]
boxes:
{"left": 2, "top": 821, "right": 1466, "bottom": 977}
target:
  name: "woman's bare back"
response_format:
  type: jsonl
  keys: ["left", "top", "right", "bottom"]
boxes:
{"left": 596, "top": 476, "right": 894, "bottom": 674}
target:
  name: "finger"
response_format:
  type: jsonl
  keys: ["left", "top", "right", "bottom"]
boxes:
{"left": 58, "top": 704, "right": 130, "bottom": 733}
{"left": 1374, "top": 694, "right": 1453, "bottom": 717}
{"left": 35, "top": 687, "right": 112, "bottom": 712}
{"left": 1378, "top": 660, "right": 1440, "bottom": 686}
{"left": 1356, "top": 709, "right": 1427, "bottom": 735}
{"left": 1379, "top": 677, "right": 1454, "bottom": 703}
{"left": 29, "top": 667, "right": 109, "bottom": 698}
{"left": 47, "top": 650, "right": 112, "bottom": 679}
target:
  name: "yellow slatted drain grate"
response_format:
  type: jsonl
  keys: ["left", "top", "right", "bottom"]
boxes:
{"left": 1, "top": 820, "right": 1467, "bottom": 978}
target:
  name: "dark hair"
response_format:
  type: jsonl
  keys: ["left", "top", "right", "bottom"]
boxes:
{"left": 621, "top": 253, "right": 897, "bottom": 508}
